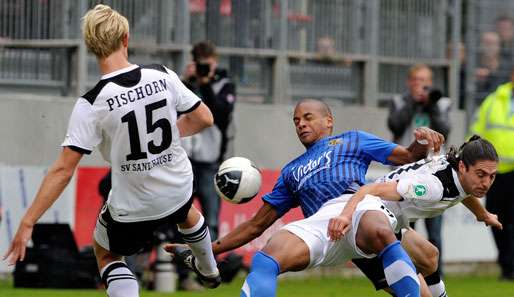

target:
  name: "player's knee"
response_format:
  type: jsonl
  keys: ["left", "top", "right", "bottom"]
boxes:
{"left": 93, "top": 241, "right": 122, "bottom": 269}
{"left": 356, "top": 225, "right": 395, "bottom": 254}
{"left": 261, "top": 231, "right": 310, "bottom": 272}
{"left": 375, "top": 226, "right": 397, "bottom": 250}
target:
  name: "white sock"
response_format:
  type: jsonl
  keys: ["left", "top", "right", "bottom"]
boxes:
{"left": 178, "top": 215, "right": 219, "bottom": 276}
{"left": 101, "top": 261, "right": 139, "bottom": 297}
{"left": 428, "top": 280, "right": 447, "bottom": 297}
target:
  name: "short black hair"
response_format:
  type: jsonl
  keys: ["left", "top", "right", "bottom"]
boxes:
{"left": 191, "top": 40, "right": 217, "bottom": 62}
{"left": 447, "top": 135, "right": 498, "bottom": 170}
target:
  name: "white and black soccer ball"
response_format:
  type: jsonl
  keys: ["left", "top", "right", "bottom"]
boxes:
{"left": 214, "top": 157, "right": 262, "bottom": 204}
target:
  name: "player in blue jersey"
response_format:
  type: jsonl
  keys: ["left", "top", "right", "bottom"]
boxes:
{"left": 168, "top": 99, "right": 444, "bottom": 297}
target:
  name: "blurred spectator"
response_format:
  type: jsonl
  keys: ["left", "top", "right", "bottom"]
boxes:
{"left": 496, "top": 15, "right": 514, "bottom": 65}
{"left": 315, "top": 36, "right": 337, "bottom": 64}
{"left": 387, "top": 64, "right": 451, "bottom": 275}
{"left": 181, "top": 41, "right": 236, "bottom": 241}
{"left": 475, "top": 31, "right": 509, "bottom": 105}
{"left": 313, "top": 36, "right": 352, "bottom": 67}
{"left": 470, "top": 67, "right": 514, "bottom": 281}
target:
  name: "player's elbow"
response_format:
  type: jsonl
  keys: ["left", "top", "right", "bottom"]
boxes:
{"left": 48, "top": 163, "right": 75, "bottom": 182}
{"left": 197, "top": 103, "right": 214, "bottom": 128}
{"left": 199, "top": 110, "right": 214, "bottom": 128}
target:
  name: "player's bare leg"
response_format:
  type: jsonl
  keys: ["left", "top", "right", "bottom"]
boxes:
{"left": 401, "top": 228, "right": 439, "bottom": 276}
{"left": 262, "top": 230, "right": 311, "bottom": 272}
{"left": 241, "top": 230, "right": 310, "bottom": 297}
{"left": 93, "top": 240, "right": 138, "bottom": 297}
{"left": 176, "top": 205, "right": 220, "bottom": 288}
{"left": 402, "top": 228, "right": 448, "bottom": 297}
{"left": 356, "top": 210, "right": 420, "bottom": 297}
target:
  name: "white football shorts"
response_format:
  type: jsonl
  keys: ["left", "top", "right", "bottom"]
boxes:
{"left": 282, "top": 194, "right": 398, "bottom": 268}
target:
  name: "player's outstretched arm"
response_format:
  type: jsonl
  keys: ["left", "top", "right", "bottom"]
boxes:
{"left": 462, "top": 196, "right": 503, "bottom": 229}
{"left": 328, "top": 182, "right": 400, "bottom": 241}
{"left": 177, "top": 102, "right": 214, "bottom": 137}
{"left": 388, "top": 127, "right": 445, "bottom": 165}
{"left": 2, "top": 147, "right": 82, "bottom": 265}
{"left": 212, "top": 202, "right": 280, "bottom": 255}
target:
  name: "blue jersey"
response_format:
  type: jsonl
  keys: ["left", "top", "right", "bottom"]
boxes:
{"left": 262, "top": 130, "right": 397, "bottom": 218}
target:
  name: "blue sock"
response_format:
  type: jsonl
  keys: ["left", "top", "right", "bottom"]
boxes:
{"left": 380, "top": 241, "right": 420, "bottom": 297}
{"left": 240, "top": 251, "right": 280, "bottom": 297}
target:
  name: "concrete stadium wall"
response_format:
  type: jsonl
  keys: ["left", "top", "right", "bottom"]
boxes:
{"left": 1, "top": 93, "right": 498, "bottom": 265}
{"left": 0, "top": 93, "right": 467, "bottom": 168}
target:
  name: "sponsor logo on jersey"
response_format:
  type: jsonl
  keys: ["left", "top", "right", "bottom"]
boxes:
{"left": 291, "top": 151, "right": 332, "bottom": 185}
{"left": 414, "top": 184, "right": 427, "bottom": 197}
{"left": 328, "top": 138, "right": 342, "bottom": 146}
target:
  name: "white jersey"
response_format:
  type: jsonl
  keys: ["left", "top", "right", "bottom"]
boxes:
{"left": 62, "top": 64, "right": 201, "bottom": 222}
{"left": 376, "top": 156, "right": 468, "bottom": 230}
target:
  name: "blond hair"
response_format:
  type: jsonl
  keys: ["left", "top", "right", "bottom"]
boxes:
{"left": 408, "top": 63, "right": 432, "bottom": 79}
{"left": 82, "top": 4, "right": 129, "bottom": 58}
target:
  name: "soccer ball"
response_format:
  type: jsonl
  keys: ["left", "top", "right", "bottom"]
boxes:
{"left": 214, "top": 157, "right": 262, "bottom": 204}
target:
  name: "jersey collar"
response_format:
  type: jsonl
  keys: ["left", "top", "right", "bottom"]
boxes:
{"left": 451, "top": 168, "right": 467, "bottom": 197}
{"left": 101, "top": 64, "right": 139, "bottom": 80}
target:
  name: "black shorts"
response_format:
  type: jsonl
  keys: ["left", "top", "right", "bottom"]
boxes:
{"left": 351, "top": 231, "right": 404, "bottom": 290}
{"left": 95, "top": 198, "right": 193, "bottom": 256}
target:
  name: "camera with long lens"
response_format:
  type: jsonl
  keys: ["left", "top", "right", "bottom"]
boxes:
{"left": 196, "top": 62, "right": 211, "bottom": 77}
{"left": 422, "top": 86, "right": 443, "bottom": 104}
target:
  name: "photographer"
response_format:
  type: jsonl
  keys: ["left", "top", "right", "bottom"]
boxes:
{"left": 388, "top": 64, "right": 451, "bottom": 145}
{"left": 387, "top": 64, "right": 451, "bottom": 277}
{"left": 181, "top": 41, "right": 236, "bottom": 241}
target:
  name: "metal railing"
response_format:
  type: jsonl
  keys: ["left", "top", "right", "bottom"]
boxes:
{"left": 0, "top": 0, "right": 463, "bottom": 107}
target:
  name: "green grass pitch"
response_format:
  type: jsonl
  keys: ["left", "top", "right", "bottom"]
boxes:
{"left": 1, "top": 276, "right": 513, "bottom": 297}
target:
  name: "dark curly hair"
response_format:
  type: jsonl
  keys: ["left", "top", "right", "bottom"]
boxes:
{"left": 446, "top": 135, "right": 498, "bottom": 170}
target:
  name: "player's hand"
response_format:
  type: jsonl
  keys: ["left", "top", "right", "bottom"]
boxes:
{"left": 479, "top": 212, "right": 503, "bottom": 230}
{"left": 3, "top": 221, "right": 33, "bottom": 265}
{"left": 413, "top": 127, "right": 445, "bottom": 153}
{"left": 327, "top": 215, "right": 352, "bottom": 241}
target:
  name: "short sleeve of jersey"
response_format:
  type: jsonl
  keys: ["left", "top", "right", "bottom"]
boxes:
{"left": 261, "top": 173, "right": 297, "bottom": 218}
{"left": 396, "top": 174, "right": 444, "bottom": 202}
{"left": 61, "top": 98, "right": 102, "bottom": 154}
{"left": 164, "top": 67, "right": 201, "bottom": 113}
{"left": 358, "top": 131, "right": 397, "bottom": 164}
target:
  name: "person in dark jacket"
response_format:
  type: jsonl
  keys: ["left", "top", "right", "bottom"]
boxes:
{"left": 387, "top": 64, "right": 451, "bottom": 278}
{"left": 181, "top": 41, "right": 236, "bottom": 241}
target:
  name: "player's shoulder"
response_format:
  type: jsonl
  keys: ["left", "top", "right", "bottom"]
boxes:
{"left": 399, "top": 172, "right": 444, "bottom": 200}
{"left": 82, "top": 65, "right": 144, "bottom": 104}
{"left": 334, "top": 130, "right": 384, "bottom": 141}
{"left": 281, "top": 147, "right": 314, "bottom": 177}
{"left": 432, "top": 159, "right": 462, "bottom": 197}
{"left": 332, "top": 129, "right": 359, "bottom": 138}
{"left": 282, "top": 156, "right": 301, "bottom": 175}
{"left": 81, "top": 80, "right": 111, "bottom": 105}
{"left": 140, "top": 64, "right": 169, "bottom": 74}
